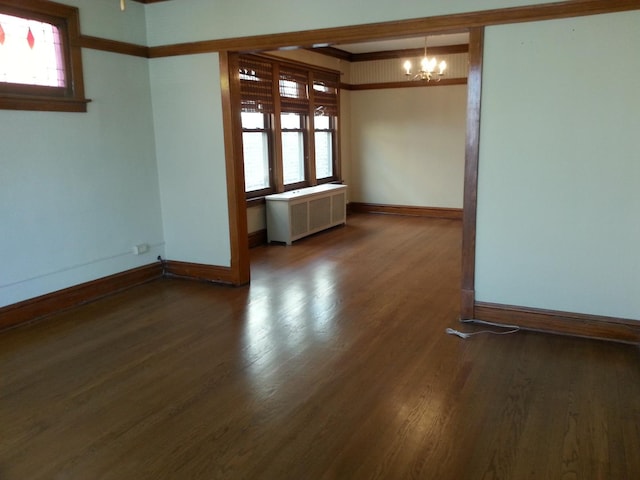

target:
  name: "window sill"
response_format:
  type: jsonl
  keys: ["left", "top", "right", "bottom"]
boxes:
{"left": 246, "top": 196, "right": 267, "bottom": 207}
{"left": 245, "top": 180, "right": 343, "bottom": 206}
{"left": 0, "top": 95, "right": 91, "bottom": 113}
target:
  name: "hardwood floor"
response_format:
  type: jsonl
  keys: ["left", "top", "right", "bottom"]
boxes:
{"left": 1, "top": 213, "right": 639, "bottom": 479}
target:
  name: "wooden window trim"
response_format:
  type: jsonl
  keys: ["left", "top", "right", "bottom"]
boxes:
{"left": 242, "top": 112, "right": 275, "bottom": 199}
{"left": 0, "top": 0, "right": 89, "bottom": 112}
{"left": 239, "top": 53, "right": 341, "bottom": 202}
{"left": 280, "top": 112, "right": 309, "bottom": 189}
{"left": 314, "top": 115, "right": 338, "bottom": 184}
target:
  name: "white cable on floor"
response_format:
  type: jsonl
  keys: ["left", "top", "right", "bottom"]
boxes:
{"left": 445, "top": 318, "right": 520, "bottom": 339}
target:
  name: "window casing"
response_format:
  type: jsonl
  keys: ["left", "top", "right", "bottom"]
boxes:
{"left": 314, "top": 114, "right": 336, "bottom": 181}
{"left": 242, "top": 111, "right": 273, "bottom": 194}
{"left": 280, "top": 112, "right": 307, "bottom": 187}
{"left": 279, "top": 66, "right": 310, "bottom": 189}
{"left": 238, "top": 54, "right": 340, "bottom": 199}
{"left": 312, "top": 72, "right": 339, "bottom": 183}
{"left": 0, "top": 0, "right": 88, "bottom": 112}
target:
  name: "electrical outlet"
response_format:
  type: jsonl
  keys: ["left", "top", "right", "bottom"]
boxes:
{"left": 132, "top": 243, "right": 150, "bottom": 255}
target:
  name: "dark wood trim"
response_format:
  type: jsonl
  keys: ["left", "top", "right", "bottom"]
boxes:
{"left": 148, "top": 1, "right": 640, "bottom": 58}
{"left": 271, "top": 63, "right": 285, "bottom": 193}
{"left": 0, "top": 95, "right": 90, "bottom": 112}
{"left": 473, "top": 302, "right": 640, "bottom": 345}
{"left": 0, "top": 264, "right": 162, "bottom": 331}
{"left": 80, "top": 35, "right": 149, "bottom": 58}
{"left": 461, "top": 289, "right": 475, "bottom": 319}
{"left": 219, "top": 51, "right": 251, "bottom": 286}
{"left": 249, "top": 229, "right": 268, "bottom": 249}
{"left": 349, "top": 202, "right": 463, "bottom": 220}
{"left": 344, "top": 78, "right": 467, "bottom": 91}
{"left": 163, "top": 261, "right": 234, "bottom": 284}
{"left": 460, "top": 27, "right": 483, "bottom": 320}
{"left": 246, "top": 196, "right": 267, "bottom": 207}
{"left": 311, "top": 44, "right": 469, "bottom": 62}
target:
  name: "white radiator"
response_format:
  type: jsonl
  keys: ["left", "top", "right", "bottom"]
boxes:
{"left": 266, "top": 184, "right": 347, "bottom": 245}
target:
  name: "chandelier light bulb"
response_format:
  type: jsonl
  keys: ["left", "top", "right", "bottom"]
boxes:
{"left": 402, "top": 37, "right": 448, "bottom": 82}
{"left": 420, "top": 57, "right": 429, "bottom": 72}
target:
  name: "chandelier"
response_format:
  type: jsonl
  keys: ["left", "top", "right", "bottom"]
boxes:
{"left": 403, "top": 38, "right": 447, "bottom": 82}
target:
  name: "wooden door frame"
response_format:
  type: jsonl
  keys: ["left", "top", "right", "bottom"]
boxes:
{"left": 217, "top": 0, "right": 639, "bottom": 309}
{"left": 218, "top": 27, "right": 483, "bottom": 305}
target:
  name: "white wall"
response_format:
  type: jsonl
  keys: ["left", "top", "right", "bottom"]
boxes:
{"left": 476, "top": 11, "right": 640, "bottom": 320}
{"left": 0, "top": 48, "right": 163, "bottom": 307}
{"left": 349, "top": 85, "right": 467, "bottom": 208}
{"left": 149, "top": 53, "right": 231, "bottom": 265}
{"left": 66, "top": 0, "right": 148, "bottom": 45}
{"left": 145, "top": 0, "right": 560, "bottom": 47}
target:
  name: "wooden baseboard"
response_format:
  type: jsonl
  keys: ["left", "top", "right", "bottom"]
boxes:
{"left": 0, "top": 263, "right": 163, "bottom": 331}
{"left": 473, "top": 302, "right": 640, "bottom": 345}
{"left": 163, "top": 260, "right": 234, "bottom": 284}
{"left": 349, "top": 202, "right": 463, "bottom": 220}
{"left": 460, "top": 289, "right": 475, "bottom": 319}
{"left": 248, "top": 229, "right": 268, "bottom": 248}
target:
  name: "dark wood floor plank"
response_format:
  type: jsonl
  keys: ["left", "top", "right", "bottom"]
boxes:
{"left": 1, "top": 213, "right": 639, "bottom": 479}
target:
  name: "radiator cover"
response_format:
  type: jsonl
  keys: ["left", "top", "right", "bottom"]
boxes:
{"left": 265, "top": 184, "right": 347, "bottom": 245}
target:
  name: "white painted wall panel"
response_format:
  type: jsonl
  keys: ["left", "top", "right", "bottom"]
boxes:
{"left": 150, "top": 53, "right": 231, "bottom": 266}
{"left": 0, "top": 50, "right": 163, "bottom": 307}
{"left": 349, "top": 85, "right": 467, "bottom": 208}
{"left": 60, "top": 0, "right": 148, "bottom": 45}
{"left": 145, "top": 0, "right": 561, "bottom": 47}
{"left": 476, "top": 11, "right": 640, "bottom": 320}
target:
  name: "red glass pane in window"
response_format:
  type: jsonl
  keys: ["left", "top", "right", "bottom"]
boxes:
{"left": 27, "top": 27, "right": 34, "bottom": 49}
{"left": 0, "top": 24, "right": 5, "bottom": 45}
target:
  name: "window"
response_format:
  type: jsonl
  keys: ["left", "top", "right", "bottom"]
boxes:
{"left": 242, "top": 111, "right": 272, "bottom": 193}
{"left": 281, "top": 112, "right": 306, "bottom": 185}
{"left": 312, "top": 72, "right": 339, "bottom": 182}
{"left": 314, "top": 114, "right": 334, "bottom": 180}
{"left": 239, "top": 56, "right": 275, "bottom": 198}
{"left": 238, "top": 54, "right": 340, "bottom": 198}
{"left": 0, "top": 0, "right": 88, "bottom": 112}
{"left": 279, "top": 66, "right": 309, "bottom": 188}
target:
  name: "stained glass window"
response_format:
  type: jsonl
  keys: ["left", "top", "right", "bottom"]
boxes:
{"left": 0, "top": 13, "right": 66, "bottom": 87}
{"left": 0, "top": 1, "right": 87, "bottom": 112}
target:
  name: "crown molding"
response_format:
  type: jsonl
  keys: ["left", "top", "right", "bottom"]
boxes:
{"left": 314, "top": 43, "right": 469, "bottom": 62}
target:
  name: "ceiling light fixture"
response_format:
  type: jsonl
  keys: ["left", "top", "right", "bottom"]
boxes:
{"left": 402, "top": 37, "right": 447, "bottom": 82}
{"left": 120, "top": 0, "right": 126, "bottom": 11}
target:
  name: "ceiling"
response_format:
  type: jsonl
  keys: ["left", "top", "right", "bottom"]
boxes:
{"left": 331, "top": 32, "right": 469, "bottom": 54}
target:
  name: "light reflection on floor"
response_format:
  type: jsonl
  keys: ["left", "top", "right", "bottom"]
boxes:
{"left": 242, "top": 260, "right": 340, "bottom": 398}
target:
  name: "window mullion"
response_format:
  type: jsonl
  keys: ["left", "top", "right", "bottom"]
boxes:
{"left": 271, "top": 63, "right": 284, "bottom": 193}
{"left": 332, "top": 117, "right": 341, "bottom": 181}
{"left": 307, "top": 71, "right": 317, "bottom": 186}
